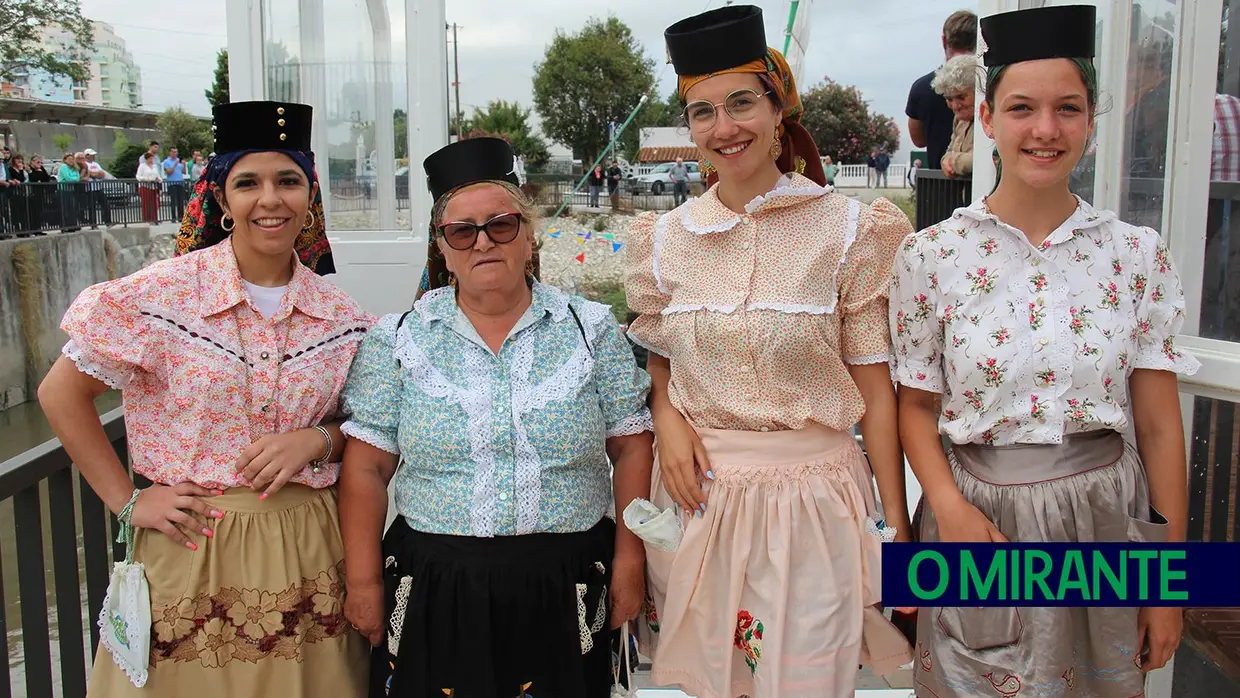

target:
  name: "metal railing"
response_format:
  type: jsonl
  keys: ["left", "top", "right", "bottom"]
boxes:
{"left": 0, "top": 180, "right": 193, "bottom": 238}
{"left": 913, "top": 169, "right": 972, "bottom": 231}
{"left": 0, "top": 407, "right": 137, "bottom": 698}
{"left": 523, "top": 176, "right": 706, "bottom": 213}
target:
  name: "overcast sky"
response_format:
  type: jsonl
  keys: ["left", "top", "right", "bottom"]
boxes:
{"left": 81, "top": 0, "right": 978, "bottom": 162}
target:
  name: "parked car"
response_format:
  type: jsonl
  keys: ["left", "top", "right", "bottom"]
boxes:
{"left": 627, "top": 161, "right": 701, "bottom": 195}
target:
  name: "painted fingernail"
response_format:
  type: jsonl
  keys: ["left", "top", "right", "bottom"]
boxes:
{"left": 259, "top": 492, "right": 268, "bottom": 501}
{"left": 212, "top": 510, "right": 224, "bottom": 519}
{"left": 699, "top": 502, "right": 707, "bottom": 512}
{"left": 706, "top": 470, "right": 715, "bottom": 480}
{"left": 202, "top": 527, "right": 213, "bottom": 537}
{"left": 187, "top": 541, "right": 198, "bottom": 551}
{"left": 694, "top": 510, "right": 702, "bottom": 518}
{"left": 215, "top": 490, "right": 225, "bottom": 496}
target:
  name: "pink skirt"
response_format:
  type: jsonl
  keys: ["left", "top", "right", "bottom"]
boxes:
{"left": 638, "top": 425, "right": 911, "bottom": 698}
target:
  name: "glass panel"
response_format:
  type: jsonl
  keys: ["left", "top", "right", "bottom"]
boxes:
{"left": 1020, "top": 1, "right": 1109, "bottom": 204}
{"left": 1119, "top": 0, "right": 1178, "bottom": 231}
{"left": 1202, "top": 0, "right": 1240, "bottom": 342}
{"left": 263, "top": 0, "right": 410, "bottom": 231}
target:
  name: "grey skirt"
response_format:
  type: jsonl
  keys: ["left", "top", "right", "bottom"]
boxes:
{"left": 914, "top": 430, "right": 1168, "bottom": 698}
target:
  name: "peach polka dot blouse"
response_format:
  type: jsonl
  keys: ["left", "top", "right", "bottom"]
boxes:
{"left": 625, "top": 172, "right": 912, "bottom": 431}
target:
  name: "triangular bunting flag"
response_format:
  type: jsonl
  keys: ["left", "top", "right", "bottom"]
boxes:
{"left": 612, "top": 242, "right": 624, "bottom": 253}
{"left": 548, "top": 231, "right": 561, "bottom": 238}
{"left": 583, "top": 232, "right": 591, "bottom": 240}
{"left": 602, "top": 232, "right": 616, "bottom": 241}
{"left": 574, "top": 253, "right": 586, "bottom": 263}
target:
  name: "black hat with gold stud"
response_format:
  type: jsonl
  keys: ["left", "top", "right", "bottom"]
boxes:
{"left": 210, "top": 101, "right": 313, "bottom": 153}
{"left": 664, "top": 4, "right": 767, "bottom": 77}
{"left": 979, "top": 5, "right": 1096, "bottom": 68}
{"left": 423, "top": 137, "right": 519, "bottom": 202}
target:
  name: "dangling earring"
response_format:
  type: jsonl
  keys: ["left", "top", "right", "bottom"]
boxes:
{"left": 221, "top": 214, "right": 235, "bottom": 232}
{"left": 698, "top": 159, "right": 715, "bottom": 178}
{"left": 769, "top": 132, "right": 782, "bottom": 161}
{"left": 524, "top": 258, "right": 535, "bottom": 278}
{"left": 448, "top": 271, "right": 457, "bottom": 288}
{"left": 303, "top": 209, "right": 316, "bottom": 230}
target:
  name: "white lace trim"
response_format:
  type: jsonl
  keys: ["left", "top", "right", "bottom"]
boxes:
{"left": 393, "top": 324, "right": 500, "bottom": 537}
{"left": 743, "top": 183, "right": 830, "bottom": 213}
{"left": 625, "top": 328, "right": 669, "bottom": 358}
{"left": 576, "top": 583, "right": 609, "bottom": 654}
{"left": 824, "top": 198, "right": 864, "bottom": 316}
{"left": 680, "top": 203, "right": 741, "bottom": 235}
{"left": 97, "top": 561, "right": 151, "bottom": 688}
{"left": 846, "top": 352, "right": 891, "bottom": 366}
{"left": 387, "top": 574, "right": 413, "bottom": 657}
{"left": 341, "top": 421, "right": 400, "bottom": 455}
{"left": 62, "top": 339, "right": 129, "bottom": 389}
{"left": 651, "top": 210, "right": 674, "bottom": 295}
{"left": 606, "top": 409, "right": 654, "bottom": 437}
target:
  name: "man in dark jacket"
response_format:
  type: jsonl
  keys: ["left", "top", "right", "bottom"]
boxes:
{"left": 906, "top": 10, "right": 977, "bottom": 169}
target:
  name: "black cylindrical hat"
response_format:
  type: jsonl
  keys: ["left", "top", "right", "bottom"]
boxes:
{"left": 423, "top": 137, "right": 519, "bottom": 203}
{"left": 665, "top": 5, "right": 768, "bottom": 77}
{"left": 210, "top": 101, "right": 313, "bottom": 153}
{"left": 979, "top": 5, "right": 1096, "bottom": 67}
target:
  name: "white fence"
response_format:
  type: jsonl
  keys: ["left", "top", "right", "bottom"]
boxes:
{"left": 629, "top": 160, "right": 911, "bottom": 189}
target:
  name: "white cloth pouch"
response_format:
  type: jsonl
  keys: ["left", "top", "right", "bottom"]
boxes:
{"left": 622, "top": 498, "right": 682, "bottom": 552}
{"left": 611, "top": 620, "right": 635, "bottom": 698}
{"left": 98, "top": 560, "right": 152, "bottom": 687}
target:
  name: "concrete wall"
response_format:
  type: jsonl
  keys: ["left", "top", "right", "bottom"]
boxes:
{"left": 5, "top": 122, "right": 159, "bottom": 165}
{"left": 0, "top": 226, "right": 174, "bottom": 410}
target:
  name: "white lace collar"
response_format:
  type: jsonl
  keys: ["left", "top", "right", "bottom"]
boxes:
{"left": 414, "top": 280, "right": 571, "bottom": 327}
{"left": 680, "top": 172, "right": 830, "bottom": 235}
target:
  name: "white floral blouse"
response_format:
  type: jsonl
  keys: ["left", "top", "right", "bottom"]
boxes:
{"left": 889, "top": 197, "right": 1201, "bottom": 445}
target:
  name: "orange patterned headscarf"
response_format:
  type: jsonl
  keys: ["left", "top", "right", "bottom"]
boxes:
{"left": 677, "top": 48, "right": 826, "bottom": 188}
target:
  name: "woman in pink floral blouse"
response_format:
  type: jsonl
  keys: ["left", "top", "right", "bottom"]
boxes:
{"left": 890, "top": 8, "right": 1196, "bottom": 698}
{"left": 37, "top": 101, "right": 370, "bottom": 697}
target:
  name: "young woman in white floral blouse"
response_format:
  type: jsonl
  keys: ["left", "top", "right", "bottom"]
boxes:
{"left": 890, "top": 7, "right": 1197, "bottom": 698}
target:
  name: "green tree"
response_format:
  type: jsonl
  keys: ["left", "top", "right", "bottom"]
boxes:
{"left": 532, "top": 16, "right": 656, "bottom": 166}
{"left": 158, "top": 107, "right": 212, "bottom": 162}
{"left": 51, "top": 133, "right": 74, "bottom": 153}
{"left": 799, "top": 78, "right": 900, "bottom": 163}
{"left": 0, "top": 1, "right": 94, "bottom": 83}
{"left": 206, "top": 48, "right": 229, "bottom": 108}
{"left": 463, "top": 100, "right": 551, "bottom": 171}
{"left": 394, "top": 109, "right": 408, "bottom": 161}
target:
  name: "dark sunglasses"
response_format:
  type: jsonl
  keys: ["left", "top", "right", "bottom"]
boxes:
{"left": 437, "top": 212, "right": 524, "bottom": 251}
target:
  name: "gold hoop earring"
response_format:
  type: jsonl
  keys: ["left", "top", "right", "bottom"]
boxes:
{"left": 221, "top": 214, "right": 235, "bottom": 232}
{"left": 770, "top": 134, "right": 782, "bottom": 161}
{"left": 303, "top": 209, "right": 316, "bottom": 230}
{"left": 698, "top": 159, "right": 715, "bottom": 177}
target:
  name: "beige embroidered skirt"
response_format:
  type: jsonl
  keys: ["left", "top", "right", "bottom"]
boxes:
{"left": 914, "top": 430, "right": 1167, "bottom": 698}
{"left": 638, "top": 424, "right": 911, "bottom": 698}
{"left": 87, "top": 485, "right": 368, "bottom": 697}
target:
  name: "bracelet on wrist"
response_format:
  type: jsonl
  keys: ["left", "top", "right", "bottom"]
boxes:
{"left": 309, "top": 425, "right": 332, "bottom": 472}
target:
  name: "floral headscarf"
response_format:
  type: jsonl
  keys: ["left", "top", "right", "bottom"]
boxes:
{"left": 174, "top": 149, "right": 335, "bottom": 276}
{"left": 677, "top": 47, "right": 827, "bottom": 188}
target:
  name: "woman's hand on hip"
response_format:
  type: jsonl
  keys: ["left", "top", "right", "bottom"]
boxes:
{"left": 933, "top": 497, "right": 1007, "bottom": 543}
{"left": 130, "top": 483, "right": 224, "bottom": 551}
{"left": 609, "top": 552, "right": 646, "bottom": 630}
{"left": 235, "top": 429, "right": 325, "bottom": 497}
{"left": 344, "top": 579, "right": 386, "bottom": 647}
{"left": 1137, "top": 606, "right": 1182, "bottom": 672}
{"left": 653, "top": 411, "right": 712, "bottom": 515}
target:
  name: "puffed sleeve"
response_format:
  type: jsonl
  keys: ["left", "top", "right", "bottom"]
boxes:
{"left": 1130, "top": 231, "right": 1202, "bottom": 376}
{"left": 60, "top": 274, "right": 160, "bottom": 390}
{"left": 838, "top": 197, "right": 913, "bottom": 365}
{"left": 577, "top": 299, "right": 654, "bottom": 437}
{"left": 889, "top": 226, "right": 946, "bottom": 393}
{"left": 340, "top": 313, "right": 403, "bottom": 455}
{"left": 624, "top": 210, "right": 672, "bottom": 358}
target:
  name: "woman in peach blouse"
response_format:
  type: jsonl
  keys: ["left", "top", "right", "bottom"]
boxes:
{"left": 624, "top": 6, "right": 914, "bottom": 697}
{"left": 37, "top": 101, "right": 369, "bottom": 697}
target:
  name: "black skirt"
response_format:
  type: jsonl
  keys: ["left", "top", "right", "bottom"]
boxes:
{"left": 372, "top": 516, "right": 617, "bottom": 698}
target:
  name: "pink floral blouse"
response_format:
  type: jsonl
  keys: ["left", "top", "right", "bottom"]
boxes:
{"left": 60, "top": 240, "right": 375, "bottom": 489}
{"left": 625, "top": 173, "right": 912, "bottom": 431}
